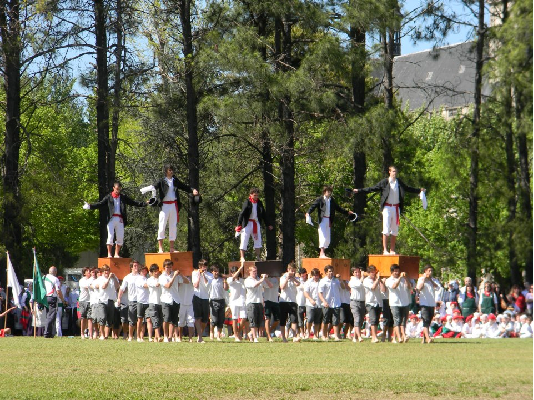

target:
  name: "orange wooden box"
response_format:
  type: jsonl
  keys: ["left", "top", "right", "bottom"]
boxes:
{"left": 98, "top": 257, "right": 132, "bottom": 280}
{"left": 367, "top": 254, "right": 420, "bottom": 279}
{"left": 301, "top": 258, "right": 351, "bottom": 280}
{"left": 227, "top": 260, "right": 284, "bottom": 277}
{"left": 145, "top": 252, "right": 194, "bottom": 277}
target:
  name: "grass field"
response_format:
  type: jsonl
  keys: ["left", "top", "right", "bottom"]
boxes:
{"left": 0, "top": 337, "right": 531, "bottom": 399}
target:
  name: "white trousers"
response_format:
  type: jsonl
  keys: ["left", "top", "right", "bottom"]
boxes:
{"left": 318, "top": 217, "right": 331, "bottom": 249}
{"left": 178, "top": 304, "right": 195, "bottom": 327}
{"left": 158, "top": 203, "right": 178, "bottom": 241}
{"left": 240, "top": 220, "right": 262, "bottom": 251}
{"left": 56, "top": 306, "right": 63, "bottom": 337}
{"left": 107, "top": 216, "right": 124, "bottom": 245}
{"left": 382, "top": 205, "right": 399, "bottom": 236}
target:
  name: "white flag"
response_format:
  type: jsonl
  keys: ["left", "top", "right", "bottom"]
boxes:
{"left": 7, "top": 252, "right": 21, "bottom": 307}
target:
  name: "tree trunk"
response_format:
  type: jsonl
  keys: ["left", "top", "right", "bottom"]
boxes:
{"left": 258, "top": 12, "right": 277, "bottom": 260}
{"left": 466, "top": 0, "right": 485, "bottom": 282}
{"left": 179, "top": 0, "right": 201, "bottom": 266}
{"left": 0, "top": 0, "right": 22, "bottom": 268}
{"left": 381, "top": 28, "right": 394, "bottom": 173}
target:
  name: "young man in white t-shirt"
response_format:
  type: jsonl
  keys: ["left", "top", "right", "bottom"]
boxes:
{"left": 385, "top": 264, "right": 412, "bottom": 343}
{"left": 117, "top": 260, "right": 140, "bottom": 341}
{"left": 178, "top": 273, "right": 194, "bottom": 342}
{"left": 416, "top": 264, "right": 438, "bottom": 344}
{"left": 279, "top": 263, "right": 301, "bottom": 343}
{"left": 318, "top": 265, "right": 344, "bottom": 341}
{"left": 78, "top": 267, "right": 92, "bottom": 340}
{"left": 93, "top": 265, "right": 119, "bottom": 340}
{"left": 363, "top": 265, "right": 385, "bottom": 343}
{"left": 147, "top": 264, "right": 162, "bottom": 342}
{"left": 192, "top": 259, "right": 212, "bottom": 343}
{"left": 159, "top": 259, "right": 184, "bottom": 342}
{"left": 227, "top": 264, "right": 248, "bottom": 341}
{"left": 263, "top": 272, "right": 280, "bottom": 342}
{"left": 135, "top": 266, "right": 150, "bottom": 342}
{"left": 244, "top": 266, "right": 272, "bottom": 342}
{"left": 208, "top": 265, "right": 228, "bottom": 341}
{"left": 304, "top": 268, "right": 322, "bottom": 339}
{"left": 349, "top": 266, "right": 366, "bottom": 343}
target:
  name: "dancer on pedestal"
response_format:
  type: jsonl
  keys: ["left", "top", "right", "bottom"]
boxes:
{"left": 305, "top": 185, "right": 355, "bottom": 258}
{"left": 84, "top": 181, "right": 148, "bottom": 258}
{"left": 353, "top": 166, "right": 425, "bottom": 255}
{"left": 142, "top": 164, "right": 199, "bottom": 253}
{"left": 235, "top": 187, "right": 273, "bottom": 261}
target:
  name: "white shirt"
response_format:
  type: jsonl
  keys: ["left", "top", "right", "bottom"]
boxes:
{"left": 387, "top": 177, "right": 399, "bottom": 204}
{"left": 163, "top": 177, "right": 176, "bottom": 201}
{"left": 318, "top": 277, "right": 341, "bottom": 308}
{"left": 324, "top": 196, "right": 331, "bottom": 217}
{"left": 89, "top": 277, "right": 99, "bottom": 305}
{"left": 147, "top": 276, "right": 161, "bottom": 305}
{"left": 244, "top": 276, "right": 268, "bottom": 304}
{"left": 192, "top": 270, "right": 212, "bottom": 300}
{"left": 385, "top": 276, "right": 410, "bottom": 307}
{"left": 136, "top": 275, "right": 149, "bottom": 304}
{"left": 340, "top": 284, "right": 350, "bottom": 304}
{"left": 120, "top": 273, "right": 139, "bottom": 302}
{"left": 304, "top": 279, "right": 321, "bottom": 308}
{"left": 79, "top": 277, "right": 91, "bottom": 303}
{"left": 44, "top": 274, "right": 60, "bottom": 297}
{"left": 208, "top": 277, "right": 226, "bottom": 300}
{"left": 250, "top": 202, "right": 258, "bottom": 221}
{"left": 96, "top": 275, "right": 118, "bottom": 303}
{"left": 348, "top": 276, "right": 365, "bottom": 301}
{"left": 279, "top": 274, "right": 298, "bottom": 303}
{"left": 296, "top": 278, "right": 307, "bottom": 307}
{"left": 159, "top": 272, "right": 182, "bottom": 304}
{"left": 179, "top": 280, "right": 194, "bottom": 306}
{"left": 113, "top": 196, "right": 121, "bottom": 214}
{"left": 363, "top": 277, "right": 383, "bottom": 307}
{"left": 263, "top": 277, "right": 279, "bottom": 303}
{"left": 227, "top": 277, "right": 246, "bottom": 307}
{"left": 417, "top": 277, "right": 437, "bottom": 307}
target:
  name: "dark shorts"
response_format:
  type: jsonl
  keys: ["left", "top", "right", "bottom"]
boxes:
{"left": 420, "top": 305, "right": 434, "bottom": 328}
{"left": 120, "top": 304, "right": 129, "bottom": 324}
{"left": 246, "top": 303, "right": 264, "bottom": 328}
{"left": 128, "top": 302, "right": 138, "bottom": 326}
{"left": 350, "top": 300, "right": 366, "bottom": 328}
{"left": 113, "top": 305, "right": 121, "bottom": 330}
{"left": 264, "top": 301, "right": 280, "bottom": 322}
{"left": 298, "top": 306, "right": 306, "bottom": 327}
{"left": 210, "top": 299, "right": 226, "bottom": 328}
{"left": 366, "top": 304, "right": 382, "bottom": 326}
{"left": 147, "top": 304, "right": 162, "bottom": 329}
{"left": 306, "top": 307, "right": 322, "bottom": 325}
{"left": 162, "top": 301, "right": 180, "bottom": 326}
{"left": 79, "top": 301, "right": 91, "bottom": 319}
{"left": 322, "top": 307, "right": 340, "bottom": 326}
{"left": 381, "top": 299, "right": 392, "bottom": 328}
{"left": 340, "top": 303, "right": 353, "bottom": 325}
{"left": 391, "top": 306, "right": 409, "bottom": 327}
{"left": 193, "top": 296, "right": 209, "bottom": 323}
{"left": 280, "top": 302, "right": 298, "bottom": 326}
{"left": 94, "top": 303, "right": 108, "bottom": 326}
{"left": 137, "top": 303, "right": 149, "bottom": 320}
{"left": 90, "top": 304, "right": 98, "bottom": 322}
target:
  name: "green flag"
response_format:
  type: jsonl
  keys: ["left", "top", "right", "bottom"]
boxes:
{"left": 32, "top": 249, "right": 48, "bottom": 307}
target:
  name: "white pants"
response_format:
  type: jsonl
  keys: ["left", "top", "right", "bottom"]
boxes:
{"left": 178, "top": 304, "right": 194, "bottom": 327}
{"left": 230, "top": 304, "right": 247, "bottom": 320}
{"left": 240, "top": 220, "right": 262, "bottom": 251}
{"left": 318, "top": 217, "right": 331, "bottom": 249}
{"left": 56, "top": 306, "right": 63, "bottom": 337}
{"left": 107, "top": 216, "right": 124, "bottom": 245}
{"left": 382, "top": 205, "right": 399, "bottom": 236}
{"left": 158, "top": 203, "right": 178, "bottom": 241}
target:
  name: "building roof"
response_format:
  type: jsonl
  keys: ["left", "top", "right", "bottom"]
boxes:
{"left": 372, "top": 41, "right": 492, "bottom": 112}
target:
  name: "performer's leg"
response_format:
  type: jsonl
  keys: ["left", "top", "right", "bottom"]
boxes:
{"left": 157, "top": 206, "right": 170, "bottom": 252}
{"left": 168, "top": 205, "right": 178, "bottom": 252}
{"left": 115, "top": 220, "right": 124, "bottom": 258}
{"left": 106, "top": 219, "right": 115, "bottom": 258}
{"left": 318, "top": 219, "right": 329, "bottom": 258}
{"left": 253, "top": 227, "right": 263, "bottom": 261}
{"left": 382, "top": 207, "right": 392, "bottom": 254}
{"left": 389, "top": 235, "right": 397, "bottom": 254}
{"left": 382, "top": 234, "right": 389, "bottom": 254}
{"left": 239, "top": 222, "right": 252, "bottom": 261}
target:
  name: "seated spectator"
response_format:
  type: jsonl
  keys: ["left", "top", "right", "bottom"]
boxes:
{"left": 525, "top": 285, "right": 533, "bottom": 316}
{"left": 406, "top": 314, "right": 422, "bottom": 339}
{"left": 430, "top": 313, "right": 441, "bottom": 337}
{"left": 519, "top": 315, "right": 533, "bottom": 338}
{"left": 485, "top": 314, "right": 501, "bottom": 338}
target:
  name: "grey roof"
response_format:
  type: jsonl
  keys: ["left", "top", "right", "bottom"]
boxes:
{"left": 372, "top": 41, "right": 492, "bottom": 111}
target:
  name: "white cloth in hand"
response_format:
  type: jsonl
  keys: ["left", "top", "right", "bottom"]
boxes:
{"left": 305, "top": 214, "right": 314, "bottom": 226}
{"left": 419, "top": 191, "right": 428, "bottom": 210}
{"left": 140, "top": 185, "right": 157, "bottom": 198}
{"left": 83, "top": 202, "right": 90, "bottom": 210}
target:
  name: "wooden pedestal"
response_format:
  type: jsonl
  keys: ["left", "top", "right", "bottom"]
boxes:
{"left": 145, "top": 252, "right": 194, "bottom": 277}
{"left": 301, "top": 258, "right": 351, "bottom": 280}
{"left": 98, "top": 258, "right": 132, "bottom": 280}
{"left": 227, "top": 260, "right": 284, "bottom": 277}
{"left": 368, "top": 254, "right": 420, "bottom": 279}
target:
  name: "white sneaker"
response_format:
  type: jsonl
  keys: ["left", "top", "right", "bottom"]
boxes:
{"left": 389, "top": 250, "right": 397, "bottom": 255}
{"left": 137, "top": 338, "right": 143, "bottom": 342}
{"left": 163, "top": 337, "right": 169, "bottom": 342}
{"left": 253, "top": 338, "right": 259, "bottom": 343}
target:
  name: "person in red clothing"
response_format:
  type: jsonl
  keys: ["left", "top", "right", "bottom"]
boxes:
{"left": 507, "top": 285, "right": 526, "bottom": 314}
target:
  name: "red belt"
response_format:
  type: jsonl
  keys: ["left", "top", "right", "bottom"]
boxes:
{"left": 249, "top": 218, "right": 258, "bottom": 239}
{"left": 163, "top": 200, "right": 179, "bottom": 223}
{"left": 384, "top": 203, "right": 400, "bottom": 225}
{"left": 323, "top": 216, "right": 331, "bottom": 227}
{"left": 112, "top": 213, "right": 123, "bottom": 223}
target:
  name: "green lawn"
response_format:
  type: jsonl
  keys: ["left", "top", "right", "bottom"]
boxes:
{"left": 0, "top": 337, "right": 531, "bottom": 399}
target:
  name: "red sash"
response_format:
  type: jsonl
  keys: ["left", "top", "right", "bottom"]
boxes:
{"left": 249, "top": 218, "right": 258, "bottom": 240}
{"left": 163, "top": 200, "right": 179, "bottom": 223}
{"left": 384, "top": 203, "right": 400, "bottom": 225}
{"left": 112, "top": 213, "right": 123, "bottom": 223}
